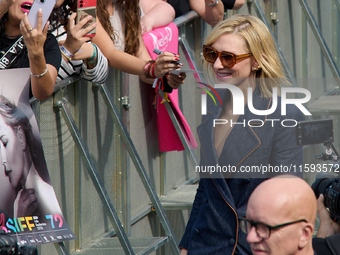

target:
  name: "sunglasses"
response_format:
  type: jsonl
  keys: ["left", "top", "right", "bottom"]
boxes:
{"left": 203, "top": 45, "right": 253, "bottom": 68}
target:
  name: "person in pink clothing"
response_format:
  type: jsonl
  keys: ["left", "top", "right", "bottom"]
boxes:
{"left": 92, "top": 0, "right": 186, "bottom": 87}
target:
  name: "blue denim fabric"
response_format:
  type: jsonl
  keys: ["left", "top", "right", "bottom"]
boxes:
{"left": 179, "top": 87, "right": 304, "bottom": 255}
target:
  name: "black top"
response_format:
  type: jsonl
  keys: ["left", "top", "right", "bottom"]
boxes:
{"left": 167, "top": 0, "right": 191, "bottom": 18}
{"left": 0, "top": 33, "right": 61, "bottom": 71}
{"left": 313, "top": 234, "right": 340, "bottom": 255}
{"left": 0, "top": 33, "right": 61, "bottom": 98}
{"left": 222, "top": 0, "right": 236, "bottom": 9}
{"left": 167, "top": 0, "right": 236, "bottom": 18}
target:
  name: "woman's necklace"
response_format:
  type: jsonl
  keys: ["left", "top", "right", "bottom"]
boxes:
{"left": 5, "top": 34, "right": 20, "bottom": 39}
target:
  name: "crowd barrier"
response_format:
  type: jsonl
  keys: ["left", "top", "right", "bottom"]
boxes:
{"left": 28, "top": 1, "right": 340, "bottom": 254}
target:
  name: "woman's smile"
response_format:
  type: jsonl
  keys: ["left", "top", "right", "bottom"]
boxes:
{"left": 20, "top": 2, "right": 32, "bottom": 14}
{"left": 215, "top": 71, "right": 233, "bottom": 78}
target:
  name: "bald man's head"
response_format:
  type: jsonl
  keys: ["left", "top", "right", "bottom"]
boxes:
{"left": 245, "top": 175, "right": 317, "bottom": 255}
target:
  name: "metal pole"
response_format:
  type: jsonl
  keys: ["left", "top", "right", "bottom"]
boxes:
{"left": 298, "top": 0, "right": 340, "bottom": 86}
{"left": 56, "top": 98, "right": 135, "bottom": 255}
{"left": 54, "top": 242, "right": 68, "bottom": 255}
{"left": 160, "top": 91, "right": 199, "bottom": 167}
{"left": 99, "top": 84, "right": 180, "bottom": 255}
{"left": 252, "top": 0, "right": 295, "bottom": 83}
{"left": 334, "top": 0, "right": 340, "bottom": 12}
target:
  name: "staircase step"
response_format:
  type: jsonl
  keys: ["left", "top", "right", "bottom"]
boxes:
{"left": 74, "top": 236, "right": 168, "bottom": 255}
{"left": 160, "top": 184, "right": 198, "bottom": 210}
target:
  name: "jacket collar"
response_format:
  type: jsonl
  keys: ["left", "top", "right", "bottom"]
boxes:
{"left": 197, "top": 86, "right": 271, "bottom": 168}
{"left": 197, "top": 85, "right": 272, "bottom": 208}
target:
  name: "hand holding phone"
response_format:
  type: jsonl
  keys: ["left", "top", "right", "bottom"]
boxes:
{"left": 76, "top": 0, "right": 97, "bottom": 37}
{"left": 27, "top": 0, "right": 55, "bottom": 30}
{"left": 61, "top": 12, "right": 96, "bottom": 57}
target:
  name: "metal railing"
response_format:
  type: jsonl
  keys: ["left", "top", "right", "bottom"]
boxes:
{"left": 31, "top": 2, "right": 340, "bottom": 253}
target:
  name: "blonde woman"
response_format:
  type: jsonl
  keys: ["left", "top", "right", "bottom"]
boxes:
{"left": 179, "top": 14, "right": 303, "bottom": 255}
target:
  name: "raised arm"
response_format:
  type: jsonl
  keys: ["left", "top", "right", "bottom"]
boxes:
{"left": 231, "top": 0, "right": 245, "bottom": 10}
{"left": 21, "top": 11, "right": 60, "bottom": 100}
{"left": 190, "top": 0, "right": 224, "bottom": 26}
{"left": 140, "top": 0, "right": 175, "bottom": 34}
{"left": 91, "top": 18, "right": 182, "bottom": 85}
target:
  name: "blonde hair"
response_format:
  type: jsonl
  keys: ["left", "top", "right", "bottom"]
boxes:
{"left": 203, "top": 14, "right": 288, "bottom": 98}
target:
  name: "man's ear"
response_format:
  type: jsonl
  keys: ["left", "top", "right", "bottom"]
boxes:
{"left": 298, "top": 223, "right": 314, "bottom": 249}
{"left": 16, "top": 126, "right": 27, "bottom": 151}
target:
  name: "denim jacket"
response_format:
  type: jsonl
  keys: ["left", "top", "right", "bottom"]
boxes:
{"left": 179, "top": 86, "right": 304, "bottom": 255}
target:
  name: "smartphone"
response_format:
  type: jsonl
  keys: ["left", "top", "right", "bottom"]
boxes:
{"left": 296, "top": 119, "right": 334, "bottom": 146}
{"left": 76, "top": 0, "right": 96, "bottom": 37}
{"left": 27, "top": 0, "right": 56, "bottom": 30}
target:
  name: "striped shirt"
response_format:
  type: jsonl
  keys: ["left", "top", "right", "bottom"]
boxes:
{"left": 53, "top": 26, "right": 108, "bottom": 84}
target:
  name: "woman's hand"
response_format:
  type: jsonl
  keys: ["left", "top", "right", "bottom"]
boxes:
{"left": 20, "top": 10, "right": 48, "bottom": 58}
{"left": 20, "top": 9, "right": 57, "bottom": 100}
{"left": 16, "top": 188, "right": 38, "bottom": 217}
{"left": 71, "top": 42, "right": 94, "bottom": 61}
{"left": 62, "top": 12, "right": 97, "bottom": 56}
{"left": 154, "top": 51, "right": 182, "bottom": 77}
{"left": 166, "top": 72, "right": 186, "bottom": 89}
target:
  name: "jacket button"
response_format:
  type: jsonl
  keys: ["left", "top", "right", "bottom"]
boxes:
{"left": 194, "top": 228, "right": 200, "bottom": 234}
{"left": 229, "top": 238, "right": 235, "bottom": 245}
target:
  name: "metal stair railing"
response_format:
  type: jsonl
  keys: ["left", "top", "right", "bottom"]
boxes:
{"left": 251, "top": 0, "right": 296, "bottom": 85}
{"left": 249, "top": 0, "right": 336, "bottom": 158}
{"left": 251, "top": 0, "right": 340, "bottom": 87}
{"left": 297, "top": 0, "right": 340, "bottom": 87}
{"left": 159, "top": 92, "right": 199, "bottom": 167}
{"left": 97, "top": 83, "right": 180, "bottom": 254}
{"left": 335, "top": 0, "right": 340, "bottom": 12}
{"left": 55, "top": 97, "right": 135, "bottom": 255}
{"left": 53, "top": 241, "right": 68, "bottom": 255}
{"left": 250, "top": 0, "right": 315, "bottom": 122}
{"left": 54, "top": 86, "right": 180, "bottom": 254}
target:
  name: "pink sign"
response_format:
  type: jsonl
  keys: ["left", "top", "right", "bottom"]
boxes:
{"left": 143, "top": 23, "right": 197, "bottom": 151}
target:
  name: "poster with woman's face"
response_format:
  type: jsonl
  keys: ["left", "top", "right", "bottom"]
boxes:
{"left": 0, "top": 68, "right": 76, "bottom": 246}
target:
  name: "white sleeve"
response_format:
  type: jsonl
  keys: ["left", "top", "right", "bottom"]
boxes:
{"left": 57, "top": 58, "right": 83, "bottom": 81}
{"left": 80, "top": 44, "right": 109, "bottom": 84}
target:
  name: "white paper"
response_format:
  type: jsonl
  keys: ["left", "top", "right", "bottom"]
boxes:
{"left": 170, "top": 69, "right": 203, "bottom": 75}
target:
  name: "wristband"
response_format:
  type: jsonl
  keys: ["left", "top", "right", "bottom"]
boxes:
{"left": 88, "top": 44, "right": 97, "bottom": 61}
{"left": 151, "top": 62, "right": 156, "bottom": 78}
{"left": 87, "top": 44, "right": 98, "bottom": 65}
{"left": 30, "top": 65, "right": 48, "bottom": 78}
{"left": 87, "top": 55, "right": 97, "bottom": 65}
{"left": 206, "top": 0, "right": 219, "bottom": 6}
{"left": 60, "top": 45, "right": 74, "bottom": 61}
{"left": 143, "top": 60, "right": 155, "bottom": 79}
{"left": 60, "top": 50, "right": 71, "bottom": 61}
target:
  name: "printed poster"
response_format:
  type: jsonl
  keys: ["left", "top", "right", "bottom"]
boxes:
{"left": 0, "top": 68, "right": 76, "bottom": 246}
